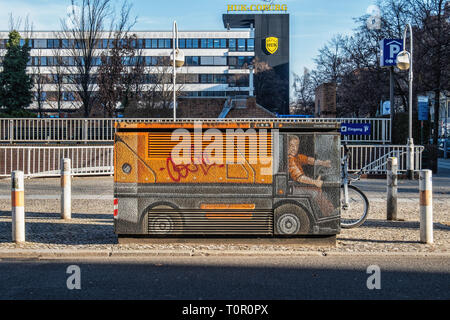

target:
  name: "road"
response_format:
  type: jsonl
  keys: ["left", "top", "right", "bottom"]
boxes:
{"left": 0, "top": 254, "right": 448, "bottom": 300}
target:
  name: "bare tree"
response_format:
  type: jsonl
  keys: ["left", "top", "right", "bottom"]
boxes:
{"left": 407, "top": 0, "right": 449, "bottom": 146}
{"left": 312, "top": 35, "right": 350, "bottom": 86}
{"left": 124, "top": 56, "right": 183, "bottom": 118}
{"left": 58, "top": 0, "right": 119, "bottom": 117}
{"left": 292, "top": 68, "right": 315, "bottom": 115}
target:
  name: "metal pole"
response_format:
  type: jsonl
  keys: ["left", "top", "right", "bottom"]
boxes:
{"left": 61, "top": 158, "right": 71, "bottom": 220}
{"left": 11, "top": 170, "right": 25, "bottom": 243}
{"left": 403, "top": 24, "right": 415, "bottom": 179}
{"left": 419, "top": 170, "right": 433, "bottom": 244}
{"left": 387, "top": 157, "right": 398, "bottom": 220}
{"left": 389, "top": 66, "right": 394, "bottom": 143}
{"left": 173, "top": 21, "right": 178, "bottom": 121}
{"left": 249, "top": 65, "right": 254, "bottom": 97}
{"left": 444, "top": 100, "right": 449, "bottom": 159}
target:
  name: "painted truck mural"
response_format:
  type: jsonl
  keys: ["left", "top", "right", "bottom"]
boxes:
{"left": 114, "top": 120, "right": 341, "bottom": 236}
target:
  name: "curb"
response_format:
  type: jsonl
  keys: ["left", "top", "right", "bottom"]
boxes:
{"left": 0, "top": 249, "right": 448, "bottom": 260}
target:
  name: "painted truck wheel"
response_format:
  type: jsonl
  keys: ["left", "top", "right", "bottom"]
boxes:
{"left": 274, "top": 204, "right": 310, "bottom": 235}
{"left": 147, "top": 205, "right": 183, "bottom": 235}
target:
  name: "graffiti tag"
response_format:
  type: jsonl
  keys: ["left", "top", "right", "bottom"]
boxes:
{"left": 160, "top": 155, "right": 224, "bottom": 182}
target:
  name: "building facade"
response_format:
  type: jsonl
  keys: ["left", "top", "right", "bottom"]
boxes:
{"left": 0, "top": 12, "right": 289, "bottom": 116}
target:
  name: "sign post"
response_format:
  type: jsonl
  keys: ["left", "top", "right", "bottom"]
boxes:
{"left": 380, "top": 39, "right": 403, "bottom": 143}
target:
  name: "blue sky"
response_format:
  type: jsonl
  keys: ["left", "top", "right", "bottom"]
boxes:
{"left": 0, "top": 0, "right": 376, "bottom": 76}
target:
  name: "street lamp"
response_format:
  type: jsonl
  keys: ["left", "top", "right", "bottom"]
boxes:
{"left": 171, "top": 21, "right": 185, "bottom": 121}
{"left": 396, "top": 24, "right": 414, "bottom": 179}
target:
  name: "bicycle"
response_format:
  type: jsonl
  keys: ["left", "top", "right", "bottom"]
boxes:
{"left": 340, "top": 143, "right": 370, "bottom": 228}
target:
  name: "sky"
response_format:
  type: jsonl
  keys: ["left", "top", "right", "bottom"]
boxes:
{"left": 0, "top": 0, "right": 376, "bottom": 78}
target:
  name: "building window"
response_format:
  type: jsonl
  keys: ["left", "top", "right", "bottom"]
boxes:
{"left": 34, "top": 39, "right": 47, "bottom": 49}
{"left": 47, "top": 39, "right": 60, "bottom": 49}
{"left": 247, "top": 38, "right": 254, "bottom": 51}
{"left": 40, "top": 56, "right": 47, "bottom": 66}
{"left": 63, "top": 92, "right": 76, "bottom": 101}
{"left": 229, "top": 39, "right": 236, "bottom": 52}
{"left": 214, "top": 74, "right": 227, "bottom": 84}
{"left": 19, "top": 39, "right": 32, "bottom": 48}
{"left": 185, "top": 56, "right": 199, "bottom": 66}
{"left": 200, "top": 74, "right": 213, "bottom": 83}
{"left": 200, "top": 39, "right": 207, "bottom": 48}
{"left": 160, "top": 39, "right": 171, "bottom": 48}
{"left": 200, "top": 56, "right": 214, "bottom": 65}
{"left": 179, "top": 39, "right": 185, "bottom": 49}
{"left": 184, "top": 74, "right": 199, "bottom": 84}
{"left": 213, "top": 56, "right": 227, "bottom": 65}
{"left": 62, "top": 39, "right": 73, "bottom": 49}
{"left": 237, "top": 39, "right": 246, "bottom": 52}
{"left": 103, "top": 39, "right": 110, "bottom": 49}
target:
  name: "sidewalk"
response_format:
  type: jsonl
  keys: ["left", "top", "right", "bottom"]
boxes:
{"left": 0, "top": 176, "right": 448, "bottom": 257}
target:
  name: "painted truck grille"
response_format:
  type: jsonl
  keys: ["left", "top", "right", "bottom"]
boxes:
{"left": 147, "top": 132, "right": 272, "bottom": 160}
{"left": 147, "top": 209, "right": 273, "bottom": 235}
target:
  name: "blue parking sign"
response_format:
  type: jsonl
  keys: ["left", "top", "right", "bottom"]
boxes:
{"left": 380, "top": 39, "right": 403, "bottom": 67}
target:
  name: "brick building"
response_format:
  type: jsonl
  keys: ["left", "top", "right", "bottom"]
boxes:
{"left": 314, "top": 83, "right": 336, "bottom": 118}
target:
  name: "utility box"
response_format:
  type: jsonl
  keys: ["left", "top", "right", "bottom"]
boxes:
{"left": 114, "top": 120, "right": 341, "bottom": 236}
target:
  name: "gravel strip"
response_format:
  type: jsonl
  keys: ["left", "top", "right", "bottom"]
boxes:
{"left": 0, "top": 198, "right": 448, "bottom": 254}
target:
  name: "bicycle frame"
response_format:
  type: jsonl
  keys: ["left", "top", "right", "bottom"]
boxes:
{"left": 341, "top": 148, "right": 350, "bottom": 208}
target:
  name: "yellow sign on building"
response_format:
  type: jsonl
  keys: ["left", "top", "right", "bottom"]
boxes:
{"left": 265, "top": 37, "right": 279, "bottom": 54}
{"left": 227, "top": 4, "right": 288, "bottom": 12}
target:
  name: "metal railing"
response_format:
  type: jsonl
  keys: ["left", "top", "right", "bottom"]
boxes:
{"left": 343, "top": 145, "right": 425, "bottom": 174}
{"left": 0, "top": 143, "right": 422, "bottom": 178}
{"left": 0, "top": 145, "right": 114, "bottom": 178}
{"left": 0, "top": 117, "right": 391, "bottom": 143}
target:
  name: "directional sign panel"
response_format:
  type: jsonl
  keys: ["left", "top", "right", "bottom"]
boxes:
{"left": 380, "top": 39, "right": 403, "bottom": 67}
{"left": 418, "top": 96, "right": 429, "bottom": 121}
{"left": 341, "top": 123, "right": 372, "bottom": 136}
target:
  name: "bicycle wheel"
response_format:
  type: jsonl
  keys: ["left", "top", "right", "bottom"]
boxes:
{"left": 340, "top": 184, "right": 369, "bottom": 229}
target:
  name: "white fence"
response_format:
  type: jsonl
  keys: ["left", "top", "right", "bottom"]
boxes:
{"left": 0, "top": 117, "right": 391, "bottom": 143}
{"left": 0, "top": 145, "right": 113, "bottom": 178}
{"left": 0, "top": 144, "right": 423, "bottom": 178}
{"left": 343, "top": 145, "right": 425, "bottom": 174}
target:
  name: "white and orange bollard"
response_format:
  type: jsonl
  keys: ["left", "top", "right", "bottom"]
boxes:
{"left": 419, "top": 170, "right": 433, "bottom": 244}
{"left": 61, "top": 158, "right": 72, "bottom": 220}
{"left": 11, "top": 170, "right": 25, "bottom": 243}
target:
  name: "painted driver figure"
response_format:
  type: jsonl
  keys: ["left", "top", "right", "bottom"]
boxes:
{"left": 288, "top": 135, "right": 335, "bottom": 216}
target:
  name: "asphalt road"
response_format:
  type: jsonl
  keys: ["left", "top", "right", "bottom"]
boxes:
{"left": 0, "top": 255, "right": 448, "bottom": 300}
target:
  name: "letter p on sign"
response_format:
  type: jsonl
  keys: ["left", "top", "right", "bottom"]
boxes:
{"left": 390, "top": 44, "right": 401, "bottom": 59}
